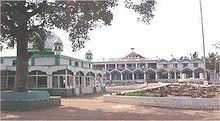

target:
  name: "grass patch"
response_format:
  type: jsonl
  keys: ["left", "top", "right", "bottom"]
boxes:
{"left": 125, "top": 91, "right": 164, "bottom": 97}
{"left": 126, "top": 91, "right": 145, "bottom": 96}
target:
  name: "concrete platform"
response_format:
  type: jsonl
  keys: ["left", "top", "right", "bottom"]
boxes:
{"left": 1, "top": 91, "right": 61, "bottom": 111}
{"left": 103, "top": 95, "right": 220, "bottom": 110}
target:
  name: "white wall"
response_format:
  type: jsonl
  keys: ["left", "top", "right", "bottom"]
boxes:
{"left": 103, "top": 95, "right": 220, "bottom": 110}
{"left": 60, "top": 58, "right": 69, "bottom": 65}
{"left": 35, "top": 57, "right": 55, "bottom": 65}
{"left": 2, "top": 58, "right": 15, "bottom": 66}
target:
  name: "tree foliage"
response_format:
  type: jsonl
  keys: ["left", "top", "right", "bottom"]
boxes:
{"left": 206, "top": 52, "right": 219, "bottom": 73}
{"left": 190, "top": 51, "right": 199, "bottom": 59}
{"left": 124, "top": 0, "right": 156, "bottom": 24}
{"left": 1, "top": 0, "right": 156, "bottom": 51}
{"left": 1, "top": 0, "right": 118, "bottom": 51}
{"left": 0, "top": 0, "right": 156, "bottom": 91}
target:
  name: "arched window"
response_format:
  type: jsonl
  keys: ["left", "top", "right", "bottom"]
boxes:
{"left": 134, "top": 70, "right": 144, "bottom": 80}
{"left": 0, "top": 70, "right": 16, "bottom": 90}
{"left": 182, "top": 68, "right": 193, "bottom": 79}
{"left": 158, "top": 69, "right": 168, "bottom": 79}
{"left": 122, "top": 70, "right": 132, "bottom": 80}
{"left": 85, "top": 72, "right": 95, "bottom": 87}
{"left": 52, "top": 69, "right": 74, "bottom": 88}
{"left": 29, "top": 70, "right": 47, "bottom": 88}
{"left": 75, "top": 71, "right": 84, "bottom": 87}
{"left": 111, "top": 70, "right": 121, "bottom": 80}
{"left": 146, "top": 69, "right": 156, "bottom": 80}
{"left": 194, "top": 68, "right": 204, "bottom": 79}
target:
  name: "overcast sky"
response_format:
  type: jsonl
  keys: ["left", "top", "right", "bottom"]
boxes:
{"left": 1, "top": 0, "right": 220, "bottom": 61}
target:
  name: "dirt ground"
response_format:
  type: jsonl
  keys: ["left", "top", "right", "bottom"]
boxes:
{"left": 1, "top": 95, "right": 220, "bottom": 120}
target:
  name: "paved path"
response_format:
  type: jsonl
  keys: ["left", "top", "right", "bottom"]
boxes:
{"left": 1, "top": 96, "right": 220, "bottom": 120}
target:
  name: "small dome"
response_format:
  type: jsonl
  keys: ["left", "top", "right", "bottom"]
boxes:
{"left": 86, "top": 50, "right": 92, "bottom": 54}
{"left": 85, "top": 50, "right": 93, "bottom": 60}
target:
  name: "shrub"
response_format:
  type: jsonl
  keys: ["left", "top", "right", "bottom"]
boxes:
{"left": 126, "top": 91, "right": 145, "bottom": 96}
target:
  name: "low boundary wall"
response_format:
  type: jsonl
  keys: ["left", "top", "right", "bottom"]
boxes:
{"left": 103, "top": 95, "right": 220, "bottom": 110}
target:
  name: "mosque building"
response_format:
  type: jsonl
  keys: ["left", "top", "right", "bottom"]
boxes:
{"left": 93, "top": 48, "right": 219, "bottom": 84}
{"left": 0, "top": 31, "right": 104, "bottom": 96}
{"left": 1, "top": 32, "right": 219, "bottom": 95}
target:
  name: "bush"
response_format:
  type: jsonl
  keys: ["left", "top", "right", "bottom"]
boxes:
{"left": 126, "top": 91, "right": 145, "bottom": 96}
{"left": 125, "top": 91, "right": 164, "bottom": 97}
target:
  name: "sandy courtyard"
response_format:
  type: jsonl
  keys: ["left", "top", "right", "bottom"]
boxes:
{"left": 1, "top": 96, "right": 220, "bottom": 120}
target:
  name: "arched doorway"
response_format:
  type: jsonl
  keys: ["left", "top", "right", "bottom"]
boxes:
{"left": 194, "top": 68, "right": 204, "bottom": 79}
{"left": 111, "top": 70, "right": 121, "bottom": 80}
{"left": 122, "top": 70, "right": 132, "bottom": 80}
{"left": 29, "top": 70, "right": 47, "bottom": 88}
{"left": 86, "top": 72, "right": 95, "bottom": 87}
{"left": 75, "top": 71, "right": 84, "bottom": 94}
{"left": 182, "top": 68, "right": 193, "bottom": 79}
{"left": 158, "top": 69, "right": 168, "bottom": 79}
{"left": 146, "top": 69, "right": 156, "bottom": 80}
{"left": 52, "top": 69, "right": 74, "bottom": 88}
{"left": 134, "top": 70, "right": 144, "bottom": 80}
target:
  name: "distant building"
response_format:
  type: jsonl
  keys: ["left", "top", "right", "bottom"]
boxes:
{"left": 0, "top": 31, "right": 104, "bottom": 96}
{"left": 93, "top": 48, "right": 220, "bottom": 84}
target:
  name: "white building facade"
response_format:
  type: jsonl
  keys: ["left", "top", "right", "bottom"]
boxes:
{"left": 0, "top": 31, "right": 104, "bottom": 96}
{"left": 93, "top": 49, "right": 220, "bottom": 84}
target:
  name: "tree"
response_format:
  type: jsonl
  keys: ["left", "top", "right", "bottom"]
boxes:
{"left": 206, "top": 53, "right": 219, "bottom": 73}
{"left": 190, "top": 51, "right": 199, "bottom": 59}
{"left": 124, "top": 0, "right": 156, "bottom": 24}
{"left": 1, "top": 0, "right": 156, "bottom": 92}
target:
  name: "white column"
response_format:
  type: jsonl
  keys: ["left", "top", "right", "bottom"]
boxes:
{"left": 168, "top": 71, "right": 170, "bottom": 79}
{"left": 47, "top": 75, "right": 52, "bottom": 88}
{"left": 174, "top": 72, "right": 177, "bottom": 79}
{"left": 155, "top": 73, "right": 158, "bottom": 80}
{"left": 65, "top": 69, "right": 68, "bottom": 88}
{"left": 105, "top": 64, "right": 107, "bottom": 70}
{"left": 115, "top": 64, "right": 117, "bottom": 69}
{"left": 144, "top": 73, "right": 146, "bottom": 80}
{"left": 36, "top": 71, "right": 38, "bottom": 88}
{"left": 135, "top": 63, "right": 137, "bottom": 68}
{"left": 192, "top": 71, "right": 195, "bottom": 79}
{"left": 125, "top": 63, "right": 127, "bottom": 69}
{"left": 58, "top": 76, "right": 60, "bottom": 88}
{"left": 84, "top": 76, "right": 87, "bottom": 87}
{"left": 121, "top": 74, "right": 123, "bottom": 80}
{"left": 199, "top": 73, "right": 204, "bottom": 79}
{"left": 132, "top": 73, "right": 135, "bottom": 80}
{"left": 73, "top": 76, "right": 75, "bottom": 88}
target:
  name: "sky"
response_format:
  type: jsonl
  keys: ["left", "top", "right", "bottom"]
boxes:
{"left": 1, "top": 0, "right": 220, "bottom": 61}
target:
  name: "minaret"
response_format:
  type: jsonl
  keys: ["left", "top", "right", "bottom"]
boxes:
{"left": 53, "top": 40, "right": 63, "bottom": 55}
{"left": 85, "top": 50, "right": 93, "bottom": 68}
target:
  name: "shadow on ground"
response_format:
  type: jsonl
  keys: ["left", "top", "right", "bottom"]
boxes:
{"left": 2, "top": 106, "right": 217, "bottom": 120}
{"left": 1, "top": 96, "right": 220, "bottom": 120}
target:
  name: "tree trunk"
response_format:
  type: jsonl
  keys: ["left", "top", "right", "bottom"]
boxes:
{"left": 14, "top": 32, "right": 29, "bottom": 92}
